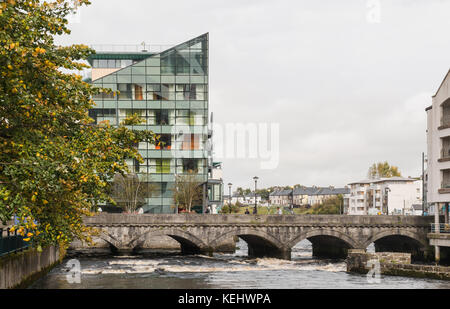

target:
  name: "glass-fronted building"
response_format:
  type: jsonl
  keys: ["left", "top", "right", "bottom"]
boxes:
{"left": 88, "top": 34, "right": 213, "bottom": 213}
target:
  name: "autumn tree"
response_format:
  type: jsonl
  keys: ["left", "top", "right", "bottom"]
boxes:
{"left": 0, "top": 0, "right": 156, "bottom": 249}
{"left": 174, "top": 171, "right": 204, "bottom": 213}
{"left": 368, "top": 161, "right": 402, "bottom": 179}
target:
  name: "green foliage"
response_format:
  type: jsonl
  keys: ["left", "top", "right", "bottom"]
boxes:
{"left": 0, "top": 0, "right": 156, "bottom": 248}
{"left": 219, "top": 204, "right": 240, "bottom": 214}
{"left": 305, "top": 195, "right": 343, "bottom": 215}
{"left": 368, "top": 161, "right": 402, "bottom": 179}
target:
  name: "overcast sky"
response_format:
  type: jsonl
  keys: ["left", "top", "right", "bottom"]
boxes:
{"left": 56, "top": 0, "right": 450, "bottom": 190}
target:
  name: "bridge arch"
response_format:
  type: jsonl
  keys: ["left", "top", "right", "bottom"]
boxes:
{"left": 98, "top": 233, "right": 122, "bottom": 251}
{"left": 131, "top": 228, "right": 208, "bottom": 255}
{"left": 288, "top": 229, "right": 359, "bottom": 259}
{"left": 288, "top": 229, "right": 360, "bottom": 249}
{"left": 363, "top": 230, "right": 428, "bottom": 249}
{"left": 209, "top": 228, "right": 289, "bottom": 259}
{"left": 363, "top": 230, "right": 429, "bottom": 261}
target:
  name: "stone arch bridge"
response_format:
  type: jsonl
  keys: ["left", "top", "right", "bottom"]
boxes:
{"left": 75, "top": 214, "right": 434, "bottom": 260}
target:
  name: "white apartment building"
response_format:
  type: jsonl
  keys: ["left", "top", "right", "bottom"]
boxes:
{"left": 425, "top": 69, "right": 450, "bottom": 263}
{"left": 426, "top": 69, "right": 450, "bottom": 209}
{"left": 347, "top": 177, "right": 422, "bottom": 216}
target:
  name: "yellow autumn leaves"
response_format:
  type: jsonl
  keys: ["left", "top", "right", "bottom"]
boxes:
{"left": 9, "top": 211, "right": 39, "bottom": 242}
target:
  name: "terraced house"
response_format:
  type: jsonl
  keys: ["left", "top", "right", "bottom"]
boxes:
{"left": 270, "top": 186, "right": 350, "bottom": 208}
{"left": 87, "top": 34, "right": 218, "bottom": 214}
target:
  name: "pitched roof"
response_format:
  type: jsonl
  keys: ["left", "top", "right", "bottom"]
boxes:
{"left": 348, "top": 177, "right": 417, "bottom": 185}
{"left": 293, "top": 187, "right": 317, "bottom": 195}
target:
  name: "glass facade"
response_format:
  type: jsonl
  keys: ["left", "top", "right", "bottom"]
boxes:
{"left": 89, "top": 34, "right": 209, "bottom": 213}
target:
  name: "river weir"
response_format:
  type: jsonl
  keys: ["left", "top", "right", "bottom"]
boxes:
{"left": 28, "top": 240, "right": 450, "bottom": 289}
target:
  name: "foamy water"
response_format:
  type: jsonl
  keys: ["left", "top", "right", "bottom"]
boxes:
{"left": 29, "top": 239, "right": 450, "bottom": 289}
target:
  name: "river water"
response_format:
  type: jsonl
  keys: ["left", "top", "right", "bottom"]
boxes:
{"left": 29, "top": 240, "right": 450, "bottom": 289}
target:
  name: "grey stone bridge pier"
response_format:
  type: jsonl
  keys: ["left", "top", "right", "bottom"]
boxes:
{"left": 71, "top": 214, "right": 435, "bottom": 261}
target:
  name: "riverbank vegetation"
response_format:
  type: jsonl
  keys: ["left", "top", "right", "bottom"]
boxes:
{"left": 0, "top": 0, "right": 156, "bottom": 249}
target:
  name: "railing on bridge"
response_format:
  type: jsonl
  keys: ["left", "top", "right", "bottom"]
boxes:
{"left": 0, "top": 227, "right": 30, "bottom": 257}
{"left": 430, "top": 223, "right": 450, "bottom": 233}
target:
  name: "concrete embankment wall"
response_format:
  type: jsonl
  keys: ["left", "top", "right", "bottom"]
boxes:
{"left": 0, "top": 246, "right": 64, "bottom": 289}
{"left": 347, "top": 250, "right": 450, "bottom": 281}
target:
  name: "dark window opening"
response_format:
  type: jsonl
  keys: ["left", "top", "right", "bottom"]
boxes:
{"left": 183, "top": 159, "right": 198, "bottom": 173}
{"left": 157, "top": 134, "right": 171, "bottom": 150}
{"left": 156, "top": 110, "right": 169, "bottom": 125}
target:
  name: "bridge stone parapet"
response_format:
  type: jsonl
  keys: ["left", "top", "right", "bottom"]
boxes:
{"left": 74, "top": 214, "right": 434, "bottom": 260}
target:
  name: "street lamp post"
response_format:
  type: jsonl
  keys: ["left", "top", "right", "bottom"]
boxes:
{"left": 253, "top": 176, "right": 259, "bottom": 214}
{"left": 228, "top": 183, "right": 232, "bottom": 213}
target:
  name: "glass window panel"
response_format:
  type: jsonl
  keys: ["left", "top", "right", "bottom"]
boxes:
{"left": 161, "top": 66, "right": 175, "bottom": 74}
{"left": 146, "top": 75, "right": 160, "bottom": 83}
{"left": 161, "top": 52, "right": 176, "bottom": 67}
{"left": 133, "top": 83, "right": 145, "bottom": 100}
{"left": 98, "top": 60, "right": 108, "bottom": 68}
{"left": 147, "top": 67, "right": 160, "bottom": 75}
{"left": 132, "top": 66, "right": 146, "bottom": 75}
{"left": 146, "top": 84, "right": 162, "bottom": 101}
{"left": 161, "top": 76, "right": 175, "bottom": 83}
{"left": 146, "top": 58, "right": 160, "bottom": 67}
{"left": 191, "top": 65, "right": 204, "bottom": 75}
{"left": 175, "top": 84, "right": 190, "bottom": 100}
{"left": 102, "top": 75, "right": 117, "bottom": 83}
{"left": 117, "top": 83, "right": 132, "bottom": 100}
{"left": 176, "top": 66, "right": 190, "bottom": 75}
{"left": 132, "top": 75, "right": 146, "bottom": 84}
{"left": 147, "top": 110, "right": 156, "bottom": 125}
{"left": 107, "top": 59, "right": 116, "bottom": 68}
{"left": 161, "top": 84, "right": 175, "bottom": 101}
{"left": 121, "top": 60, "right": 133, "bottom": 68}
{"left": 117, "top": 75, "right": 132, "bottom": 83}
{"left": 176, "top": 54, "right": 190, "bottom": 67}
{"left": 118, "top": 67, "right": 132, "bottom": 75}
{"left": 190, "top": 110, "right": 205, "bottom": 125}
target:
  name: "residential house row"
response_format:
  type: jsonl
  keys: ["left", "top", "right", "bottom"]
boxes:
{"left": 269, "top": 186, "right": 350, "bottom": 208}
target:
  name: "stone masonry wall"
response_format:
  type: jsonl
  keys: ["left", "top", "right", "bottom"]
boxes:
{"left": 347, "top": 250, "right": 450, "bottom": 281}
